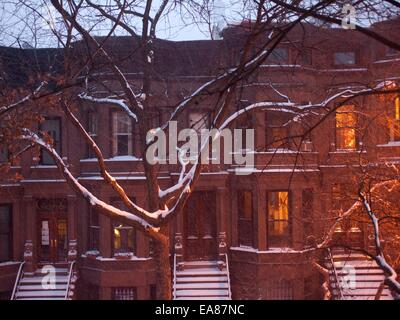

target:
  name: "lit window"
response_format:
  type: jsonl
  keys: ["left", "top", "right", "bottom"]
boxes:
{"left": 40, "top": 117, "right": 61, "bottom": 165}
{"left": 112, "top": 112, "right": 133, "bottom": 156}
{"left": 334, "top": 51, "right": 355, "bottom": 65}
{"left": 267, "top": 191, "right": 290, "bottom": 247}
{"left": 267, "top": 48, "right": 289, "bottom": 63}
{"left": 0, "top": 204, "right": 12, "bottom": 262}
{"left": 336, "top": 105, "right": 356, "bottom": 150}
{"left": 111, "top": 198, "right": 136, "bottom": 255}
{"left": 390, "top": 97, "right": 400, "bottom": 142}
{"left": 238, "top": 190, "right": 253, "bottom": 247}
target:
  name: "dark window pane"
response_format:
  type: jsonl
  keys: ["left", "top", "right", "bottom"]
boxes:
{"left": 117, "top": 135, "right": 129, "bottom": 156}
{"left": 0, "top": 205, "right": 12, "bottom": 262}
{"left": 268, "top": 48, "right": 288, "bottom": 63}
{"left": 334, "top": 52, "right": 355, "bottom": 65}
{"left": 0, "top": 148, "right": 8, "bottom": 163}
{"left": 40, "top": 118, "right": 61, "bottom": 165}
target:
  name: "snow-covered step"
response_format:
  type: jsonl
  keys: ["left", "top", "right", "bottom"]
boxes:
{"left": 175, "top": 282, "right": 229, "bottom": 289}
{"left": 177, "top": 276, "right": 228, "bottom": 283}
{"left": 177, "top": 269, "right": 228, "bottom": 276}
{"left": 15, "top": 297, "right": 65, "bottom": 300}
{"left": 175, "top": 297, "right": 230, "bottom": 300}
{"left": 20, "top": 276, "right": 69, "bottom": 284}
{"left": 15, "top": 290, "right": 66, "bottom": 298}
{"left": 17, "top": 284, "right": 68, "bottom": 291}
{"left": 173, "top": 259, "right": 232, "bottom": 300}
{"left": 176, "top": 289, "right": 229, "bottom": 297}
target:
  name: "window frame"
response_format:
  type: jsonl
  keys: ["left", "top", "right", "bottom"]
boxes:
{"left": 86, "top": 111, "right": 98, "bottom": 158}
{"left": 389, "top": 96, "right": 400, "bottom": 142}
{"left": 266, "top": 190, "right": 291, "bottom": 248}
{"left": 39, "top": 116, "right": 62, "bottom": 165}
{"left": 267, "top": 47, "right": 289, "bottom": 64}
{"left": 266, "top": 112, "right": 291, "bottom": 150}
{"left": 0, "top": 204, "right": 12, "bottom": 262}
{"left": 334, "top": 51, "right": 356, "bottom": 66}
{"left": 88, "top": 205, "right": 100, "bottom": 251}
{"left": 335, "top": 104, "right": 357, "bottom": 150}
{"left": 111, "top": 197, "right": 137, "bottom": 255}
{"left": 111, "top": 111, "right": 134, "bottom": 157}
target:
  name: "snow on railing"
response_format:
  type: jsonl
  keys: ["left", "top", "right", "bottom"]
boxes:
{"left": 173, "top": 254, "right": 177, "bottom": 300}
{"left": 10, "top": 261, "right": 25, "bottom": 300}
{"left": 327, "top": 249, "right": 344, "bottom": 300}
{"left": 225, "top": 253, "right": 232, "bottom": 300}
{"left": 65, "top": 261, "right": 76, "bottom": 300}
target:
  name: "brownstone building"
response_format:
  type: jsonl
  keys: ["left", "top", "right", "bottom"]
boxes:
{"left": 0, "top": 18, "right": 399, "bottom": 300}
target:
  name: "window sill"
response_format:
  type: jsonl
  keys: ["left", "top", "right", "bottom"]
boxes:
{"left": 377, "top": 141, "right": 400, "bottom": 147}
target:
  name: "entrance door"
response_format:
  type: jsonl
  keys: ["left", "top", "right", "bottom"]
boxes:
{"left": 37, "top": 213, "right": 68, "bottom": 263}
{"left": 184, "top": 191, "right": 217, "bottom": 261}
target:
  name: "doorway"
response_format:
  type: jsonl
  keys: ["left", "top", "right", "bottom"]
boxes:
{"left": 37, "top": 213, "right": 68, "bottom": 263}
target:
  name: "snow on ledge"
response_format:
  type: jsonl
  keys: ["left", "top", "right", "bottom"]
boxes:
{"left": 0, "top": 261, "right": 21, "bottom": 267}
{"left": 230, "top": 246, "right": 299, "bottom": 254}
{"left": 80, "top": 155, "right": 141, "bottom": 162}
{"left": 377, "top": 141, "right": 400, "bottom": 147}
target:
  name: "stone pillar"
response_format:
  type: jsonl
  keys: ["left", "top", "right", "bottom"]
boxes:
{"left": 99, "top": 214, "right": 112, "bottom": 258}
{"left": 255, "top": 181, "right": 267, "bottom": 250}
{"left": 12, "top": 199, "right": 22, "bottom": 260}
{"left": 230, "top": 183, "right": 238, "bottom": 247}
{"left": 135, "top": 231, "right": 148, "bottom": 258}
{"left": 23, "top": 195, "right": 35, "bottom": 272}
{"left": 216, "top": 187, "right": 228, "bottom": 268}
{"left": 67, "top": 195, "right": 77, "bottom": 241}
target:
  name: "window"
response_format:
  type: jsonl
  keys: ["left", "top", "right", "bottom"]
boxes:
{"left": 112, "top": 112, "right": 133, "bottom": 156}
{"left": 111, "top": 198, "right": 136, "bottom": 255}
{"left": 264, "top": 280, "right": 293, "bottom": 300}
{"left": 266, "top": 112, "right": 290, "bottom": 149}
{"left": 0, "top": 204, "right": 12, "bottom": 262}
{"left": 267, "top": 191, "right": 290, "bottom": 247}
{"left": 238, "top": 190, "right": 253, "bottom": 247}
{"left": 150, "top": 284, "right": 157, "bottom": 300}
{"left": 189, "top": 111, "right": 208, "bottom": 132}
{"left": 267, "top": 47, "right": 289, "bottom": 64}
{"left": 334, "top": 51, "right": 356, "bottom": 65}
{"left": 40, "top": 117, "right": 61, "bottom": 165}
{"left": 302, "top": 189, "right": 313, "bottom": 246}
{"left": 87, "top": 111, "right": 98, "bottom": 158}
{"left": 113, "top": 287, "right": 137, "bottom": 300}
{"left": 389, "top": 97, "right": 400, "bottom": 142}
{"left": 295, "top": 50, "right": 312, "bottom": 65}
{"left": 88, "top": 205, "right": 99, "bottom": 251}
{"left": 387, "top": 47, "right": 398, "bottom": 56}
{"left": 0, "top": 146, "right": 8, "bottom": 163}
{"left": 336, "top": 105, "right": 356, "bottom": 150}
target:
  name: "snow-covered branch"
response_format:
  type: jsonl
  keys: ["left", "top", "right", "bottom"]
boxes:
{"left": 359, "top": 192, "right": 400, "bottom": 298}
{"left": 78, "top": 93, "right": 138, "bottom": 121}
{"left": 0, "top": 81, "right": 47, "bottom": 116}
{"left": 19, "top": 129, "right": 159, "bottom": 233}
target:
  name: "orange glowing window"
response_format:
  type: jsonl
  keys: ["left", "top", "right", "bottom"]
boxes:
{"left": 267, "top": 191, "right": 290, "bottom": 247}
{"left": 392, "top": 97, "right": 400, "bottom": 141}
{"left": 336, "top": 105, "right": 356, "bottom": 150}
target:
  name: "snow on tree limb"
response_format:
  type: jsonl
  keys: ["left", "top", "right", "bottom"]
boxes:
{"left": 78, "top": 93, "right": 138, "bottom": 121}
{"left": 19, "top": 129, "right": 161, "bottom": 233}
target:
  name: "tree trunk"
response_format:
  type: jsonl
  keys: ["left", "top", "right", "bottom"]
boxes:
{"left": 152, "top": 231, "right": 172, "bottom": 300}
